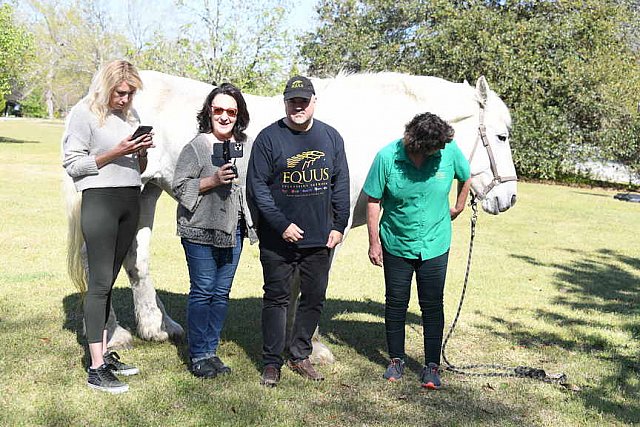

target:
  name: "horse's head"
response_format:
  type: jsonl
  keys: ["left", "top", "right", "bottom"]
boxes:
{"left": 461, "top": 77, "right": 517, "bottom": 215}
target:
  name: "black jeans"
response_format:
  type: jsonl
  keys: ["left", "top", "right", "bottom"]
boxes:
{"left": 259, "top": 245, "right": 331, "bottom": 367}
{"left": 81, "top": 187, "right": 140, "bottom": 344}
{"left": 382, "top": 248, "right": 449, "bottom": 365}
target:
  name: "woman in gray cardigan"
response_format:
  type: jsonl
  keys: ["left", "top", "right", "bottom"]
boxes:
{"left": 172, "top": 83, "right": 256, "bottom": 378}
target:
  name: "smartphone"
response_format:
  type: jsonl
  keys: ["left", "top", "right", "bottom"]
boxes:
{"left": 212, "top": 141, "right": 244, "bottom": 160}
{"left": 212, "top": 143, "right": 225, "bottom": 167}
{"left": 226, "top": 141, "right": 244, "bottom": 159}
{"left": 212, "top": 141, "right": 241, "bottom": 177}
{"left": 131, "top": 125, "right": 153, "bottom": 140}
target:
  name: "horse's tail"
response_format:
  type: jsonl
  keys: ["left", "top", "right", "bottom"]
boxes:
{"left": 63, "top": 172, "right": 87, "bottom": 295}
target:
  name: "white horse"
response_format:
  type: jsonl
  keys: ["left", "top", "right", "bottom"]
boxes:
{"left": 64, "top": 71, "right": 517, "bottom": 358}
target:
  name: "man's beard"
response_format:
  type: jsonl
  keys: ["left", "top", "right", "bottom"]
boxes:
{"left": 290, "top": 114, "right": 310, "bottom": 126}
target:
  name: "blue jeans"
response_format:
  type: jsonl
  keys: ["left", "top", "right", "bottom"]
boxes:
{"left": 182, "top": 225, "right": 243, "bottom": 361}
{"left": 382, "top": 248, "right": 449, "bottom": 365}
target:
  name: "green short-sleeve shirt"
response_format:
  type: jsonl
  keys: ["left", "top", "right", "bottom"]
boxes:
{"left": 363, "top": 139, "right": 470, "bottom": 260}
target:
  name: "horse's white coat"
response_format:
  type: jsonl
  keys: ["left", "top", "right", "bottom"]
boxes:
{"left": 64, "top": 71, "right": 517, "bottom": 350}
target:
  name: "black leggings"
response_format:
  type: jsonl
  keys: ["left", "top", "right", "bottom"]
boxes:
{"left": 382, "top": 248, "right": 449, "bottom": 365}
{"left": 81, "top": 187, "right": 140, "bottom": 344}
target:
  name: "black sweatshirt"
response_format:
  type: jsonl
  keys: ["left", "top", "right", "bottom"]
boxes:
{"left": 247, "top": 119, "right": 350, "bottom": 249}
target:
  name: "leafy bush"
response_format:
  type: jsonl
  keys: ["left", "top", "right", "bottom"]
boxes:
{"left": 20, "top": 89, "right": 48, "bottom": 118}
{"left": 302, "top": 0, "right": 640, "bottom": 180}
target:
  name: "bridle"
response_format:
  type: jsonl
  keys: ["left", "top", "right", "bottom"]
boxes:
{"left": 467, "top": 99, "right": 518, "bottom": 201}
{"left": 441, "top": 99, "right": 567, "bottom": 386}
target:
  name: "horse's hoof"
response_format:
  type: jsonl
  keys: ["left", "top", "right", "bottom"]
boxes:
{"left": 164, "top": 317, "right": 185, "bottom": 339}
{"left": 137, "top": 326, "right": 169, "bottom": 342}
{"left": 136, "top": 305, "right": 169, "bottom": 341}
{"left": 310, "top": 340, "right": 335, "bottom": 365}
{"left": 107, "top": 325, "right": 133, "bottom": 350}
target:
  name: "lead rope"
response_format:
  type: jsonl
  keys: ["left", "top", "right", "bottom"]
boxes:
{"left": 440, "top": 195, "right": 567, "bottom": 385}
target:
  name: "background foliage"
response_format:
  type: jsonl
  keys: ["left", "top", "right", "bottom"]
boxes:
{"left": 1, "top": 0, "right": 296, "bottom": 118}
{"left": 1, "top": 0, "right": 639, "bottom": 181}
{"left": 133, "top": 0, "right": 297, "bottom": 95}
{"left": 302, "top": 0, "right": 640, "bottom": 180}
{"left": 0, "top": 3, "right": 33, "bottom": 102}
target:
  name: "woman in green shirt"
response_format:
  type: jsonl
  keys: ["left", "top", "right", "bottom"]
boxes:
{"left": 363, "top": 112, "right": 471, "bottom": 389}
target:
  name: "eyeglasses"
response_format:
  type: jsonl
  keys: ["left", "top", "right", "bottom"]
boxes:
{"left": 211, "top": 106, "right": 238, "bottom": 118}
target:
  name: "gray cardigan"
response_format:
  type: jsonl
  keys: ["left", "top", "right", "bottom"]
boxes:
{"left": 172, "top": 133, "right": 257, "bottom": 247}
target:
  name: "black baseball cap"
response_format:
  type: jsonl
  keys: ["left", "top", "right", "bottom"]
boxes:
{"left": 283, "top": 76, "right": 315, "bottom": 101}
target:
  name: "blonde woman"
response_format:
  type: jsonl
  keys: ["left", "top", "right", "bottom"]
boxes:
{"left": 63, "top": 60, "right": 154, "bottom": 393}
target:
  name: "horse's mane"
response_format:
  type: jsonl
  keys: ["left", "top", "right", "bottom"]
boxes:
{"left": 136, "top": 69, "right": 510, "bottom": 130}
{"left": 311, "top": 71, "right": 482, "bottom": 123}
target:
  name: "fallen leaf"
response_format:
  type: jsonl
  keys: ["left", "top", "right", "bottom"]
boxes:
{"left": 39, "top": 337, "right": 51, "bottom": 344}
{"left": 561, "top": 383, "right": 582, "bottom": 392}
{"left": 482, "top": 383, "right": 495, "bottom": 391}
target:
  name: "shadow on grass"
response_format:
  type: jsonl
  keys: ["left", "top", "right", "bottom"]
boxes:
{"left": 60, "top": 289, "right": 526, "bottom": 425}
{"left": 478, "top": 248, "right": 640, "bottom": 424}
{"left": 0, "top": 136, "right": 41, "bottom": 144}
{"left": 570, "top": 191, "right": 613, "bottom": 199}
{"left": 62, "top": 289, "right": 423, "bottom": 371}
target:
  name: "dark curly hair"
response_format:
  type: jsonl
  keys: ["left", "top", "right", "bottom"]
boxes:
{"left": 196, "top": 83, "right": 249, "bottom": 142}
{"left": 403, "top": 112, "right": 454, "bottom": 155}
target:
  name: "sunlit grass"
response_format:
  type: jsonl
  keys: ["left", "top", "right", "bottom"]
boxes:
{"left": 1, "top": 118, "right": 638, "bottom": 426}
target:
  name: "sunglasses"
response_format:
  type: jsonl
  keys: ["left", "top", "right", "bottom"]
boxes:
{"left": 211, "top": 106, "right": 238, "bottom": 118}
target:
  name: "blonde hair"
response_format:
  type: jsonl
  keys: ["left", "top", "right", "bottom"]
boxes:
{"left": 87, "top": 60, "right": 143, "bottom": 126}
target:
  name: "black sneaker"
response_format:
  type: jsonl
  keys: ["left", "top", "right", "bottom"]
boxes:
{"left": 209, "top": 356, "right": 232, "bottom": 375}
{"left": 191, "top": 358, "right": 217, "bottom": 379}
{"left": 87, "top": 364, "right": 128, "bottom": 394}
{"left": 103, "top": 351, "right": 139, "bottom": 376}
{"left": 383, "top": 358, "right": 405, "bottom": 382}
{"left": 420, "top": 362, "right": 442, "bottom": 390}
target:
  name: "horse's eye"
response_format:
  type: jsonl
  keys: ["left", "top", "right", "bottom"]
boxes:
{"left": 497, "top": 135, "right": 508, "bottom": 142}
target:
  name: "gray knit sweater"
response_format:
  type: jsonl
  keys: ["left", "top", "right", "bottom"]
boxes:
{"left": 172, "top": 133, "right": 257, "bottom": 247}
{"left": 62, "top": 100, "right": 141, "bottom": 191}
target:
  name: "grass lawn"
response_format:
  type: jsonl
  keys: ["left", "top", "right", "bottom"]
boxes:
{"left": 0, "top": 118, "right": 638, "bottom": 426}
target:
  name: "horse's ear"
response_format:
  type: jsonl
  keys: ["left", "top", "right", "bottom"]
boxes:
{"left": 476, "top": 76, "right": 489, "bottom": 106}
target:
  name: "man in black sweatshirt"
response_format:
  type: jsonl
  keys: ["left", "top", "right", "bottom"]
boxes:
{"left": 247, "top": 76, "right": 350, "bottom": 386}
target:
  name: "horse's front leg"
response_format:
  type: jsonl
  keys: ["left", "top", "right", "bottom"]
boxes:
{"left": 123, "top": 183, "right": 184, "bottom": 342}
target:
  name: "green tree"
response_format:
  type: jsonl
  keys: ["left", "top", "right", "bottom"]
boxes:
{"left": 302, "top": 0, "right": 640, "bottom": 180}
{"left": 22, "top": 0, "right": 131, "bottom": 117}
{"left": 11, "top": 0, "right": 297, "bottom": 117}
{"left": 0, "top": 3, "right": 33, "bottom": 103}
{"left": 133, "top": 0, "right": 296, "bottom": 95}
{"left": 301, "top": 0, "right": 421, "bottom": 76}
